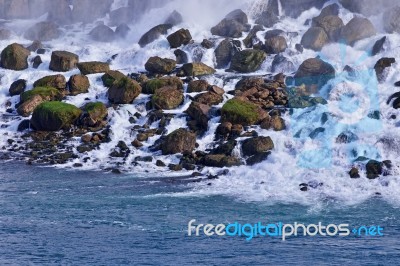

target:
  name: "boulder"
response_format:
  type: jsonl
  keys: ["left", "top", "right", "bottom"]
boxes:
{"left": 167, "top": 28, "right": 192, "bottom": 48}
{"left": 142, "top": 77, "right": 183, "bottom": 95}
{"left": 203, "top": 154, "right": 241, "bottom": 167}
{"left": 174, "top": 49, "right": 188, "bottom": 64}
{"left": 374, "top": 58, "right": 396, "bottom": 83}
{"left": 260, "top": 116, "right": 286, "bottom": 131}
{"left": 255, "top": 10, "right": 279, "bottom": 27}
{"left": 339, "top": 17, "right": 376, "bottom": 46}
{"left": 77, "top": 62, "right": 110, "bottom": 75}
{"left": 225, "top": 9, "right": 248, "bottom": 24}
{"left": 31, "top": 101, "right": 82, "bottom": 131}
{"left": 201, "top": 39, "right": 214, "bottom": 49}
{"left": 108, "top": 77, "right": 142, "bottom": 104}
{"left": 372, "top": 37, "right": 387, "bottom": 56}
{"left": 160, "top": 128, "right": 196, "bottom": 155}
{"left": 366, "top": 160, "right": 383, "bottom": 179}
{"left": 33, "top": 74, "right": 66, "bottom": 90}
{"left": 313, "top": 15, "right": 344, "bottom": 42}
{"left": 241, "top": 136, "right": 274, "bottom": 157}
{"left": 214, "top": 38, "right": 241, "bottom": 69}
{"left": 194, "top": 92, "right": 223, "bottom": 106}
{"left": 49, "top": 51, "right": 79, "bottom": 72}
{"left": 138, "top": 24, "right": 173, "bottom": 47}
{"left": 0, "top": 43, "right": 30, "bottom": 70}
{"left": 17, "top": 94, "right": 44, "bottom": 117}
{"left": 144, "top": 56, "right": 176, "bottom": 74}
{"left": 264, "top": 36, "right": 288, "bottom": 54}
{"left": 152, "top": 87, "right": 184, "bottom": 109}
{"left": 210, "top": 9, "right": 248, "bottom": 38}
{"left": 312, "top": 4, "right": 340, "bottom": 24}
{"left": 20, "top": 87, "right": 62, "bottom": 104}
{"left": 68, "top": 74, "right": 90, "bottom": 95}
{"left": 181, "top": 62, "right": 216, "bottom": 77}
{"left": 271, "top": 54, "right": 295, "bottom": 73}
{"left": 80, "top": 102, "right": 108, "bottom": 128}
{"left": 89, "top": 24, "right": 115, "bottom": 42}
{"left": 187, "top": 80, "right": 209, "bottom": 93}
{"left": 294, "top": 58, "right": 335, "bottom": 94}
{"left": 32, "top": 55, "right": 42, "bottom": 69}
{"left": 9, "top": 79, "right": 26, "bottom": 96}
{"left": 221, "top": 98, "right": 267, "bottom": 126}
{"left": 243, "top": 25, "right": 264, "bottom": 48}
{"left": 24, "top": 21, "right": 60, "bottom": 41}
{"left": 186, "top": 102, "right": 211, "bottom": 129}
{"left": 101, "top": 70, "right": 126, "bottom": 88}
{"left": 115, "top": 24, "right": 131, "bottom": 39}
{"left": 230, "top": 49, "right": 266, "bottom": 73}
{"left": 301, "top": 27, "right": 329, "bottom": 51}
{"left": 165, "top": 10, "right": 183, "bottom": 26}
{"left": 0, "top": 28, "right": 11, "bottom": 40}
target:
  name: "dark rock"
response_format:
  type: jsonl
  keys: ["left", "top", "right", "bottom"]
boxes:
{"left": 0, "top": 43, "right": 30, "bottom": 70}
{"left": 260, "top": 116, "right": 286, "bottom": 131}
{"left": 349, "top": 167, "right": 360, "bottom": 178}
{"left": 203, "top": 154, "right": 241, "bottom": 168}
{"left": 366, "top": 160, "right": 383, "bottom": 179}
{"left": 145, "top": 56, "right": 176, "bottom": 74}
{"left": 9, "top": 79, "right": 26, "bottom": 96}
{"left": 201, "top": 39, "right": 214, "bottom": 49}
{"left": 211, "top": 140, "right": 237, "bottom": 155}
{"left": 186, "top": 102, "right": 210, "bottom": 129}
{"left": 160, "top": 128, "right": 196, "bottom": 155}
{"left": 246, "top": 151, "right": 271, "bottom": 165}
{"left": 336, "top": 131, "right": 359, "bottom": 144}
{"left": 174, "top": 49, "right": 188, "bottom": 64}
{"left": 138, "top": 24, "right": 173, "bottom": 47}
{"left": 187, "top": 80, "right": 209, "bottom": 93}
{"left": 271, "top": 54, "right": 295, "bottom": 73}
{"left": 225, "top": 9, "right": 248, "bottom": 24}
{"left": 24, "top": 21, "right": 60, "bottom": 41}
{"left": 264, "top": 36, "right": 288, "bottom": 54}
{"left": 156, "top": 159, "right": 166, "bottom": 167}
{"left": 242, "top": 136, "right": 274, "bottom": 157}
{"left": 31, "top": 102, "right": 81, "bottom": 131}
{"left": 371, "top": 36, "right": 387, "bottom": 56}
{"left": 152, "top": 86, "right": 184, "bottom": 109}
{"left": 255, "top": 10, "right": 279, "bottom": 27}
{"left": 68, "top": 74, "right": 90, "bottom": 95}
{"left": 214, "top": 38, "right": 241, "bottom": 69}
{"left": 49, "top": 51, "right": 79, "bottom": 72}
{"left": 165, "top": 10, "right": 183, "bottom": 26}
{"left": 167, "top": 28, "right": 192, "bottom": 48}
{"left": 17, "top": 119, "right": 30, "bottom": 131}
{"left": 243, "top": 25, "right": 264, "bottom": 48}
{"left": 102, "top": 70, "right": 126, "bottom": 88}
{"left": 77, "top": 62, "right": 110, "bottom": 75}
{"left": 80, "top": 102, "right": 108, "bottom": 128}
{"left": 374, "top": 57, "right": 395, "bottom": 83}
{"left": 229, "top": 49, "right": 266, "bottom": 73}
{"left": 295, "top": 43, "right": 304, "bottom": 53}
{"left": 264, "top": 29, "right": 284, "bottom": 39}
{"left": 194, "top": 92, "right": 223, "bottom": 106}
{"left": 32, "top": 55, "right": 42, "bottom": 69}
{"left": 108, "top": 77, "right": 142, "bottom": 104}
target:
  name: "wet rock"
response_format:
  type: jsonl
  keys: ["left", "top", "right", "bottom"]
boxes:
{"left": 32, "top": 55, "right": 42, "bottom": 69}
{"left": 174, "top": 49, "right": 188, "bottom": 64}
{"left": 186, "top": 102, "right": 211, "bottom": 130}
{"left": 156, "top": 159, "right": 166, "bottom": 167}
{"left": 366, "top": 160, "right": 383, "bottom": 179}
{"left": 167, "top": 28, "right": 192, "bottom": 48}
{"left": 33, "top": 74, "right": 66, "bottom": 90}
{"left": 255, "top": 10, "right": 279, "bottom": 27}
{"left": 31, "top": 102, "right": 82, "bottom": 131}
{"left": 264, "top": 36, "right": 287, "bottom": 54}
{"left": 312, "top": 4, "right": 340, "bottom": 24}
{"left": 168, "top": 164, "right": 183, "bottom": 171}
{"left": 77, "top": 62, "right": 110, "bottom": 75}
{"left": 336, "top": 131, "right": 359, "bottom": 144}
{"left": 301, "top": 27, "right": 329, "bottom": 51}
{"left": 24, "top": 21, "right": 60, "bottom": 41}
{"left": 132, "top": 139, "right": 143, "bottom": 148}
{"left": 203, "top": 154, "right": 241, "bottom": 167}
{"left": 20, "top": 86, "right": 62, "bottom": 104}
{"left": 165, "top": 10, "right": 183, "bottom": 26}
{"left": 138, "top": 24, "right": 173, "bottom": 47}
{"left": 211, "top": 9, "right": 247, "bottom": 38}
{"left": 142, "top": 76, "right": 183, "bottom": 94}
{"left": 241, "top": 136, "right": 274, "bottom": 157}
{"left": 214, "top": 38, "right": 241, "bottom": 69}
{"left": 80, "top": 102, "right": 108, "bottom": 129}
{"left": 68, "top": 74, "right": 90, "bottom": 96}
{"left": 160, "top": 128, "right": 196, "bottom": 155}
{"left": 181, "top": 62, "right": 216, "bottom": 77}
{"left": 26, "top": 40, "right": 43, "bottom": 52}
{"left": 0, "top": 43, "right": 30, "bottom": 70}
{"left": 372, "top": 36, "right": 387, "bottom": 56}
{"left": 201, "top": 39, "right": 214, "bottom": 49}
{"left": 187, "top": 80, "right": 208, "bottom": 93}
{"left": 115, "top": 24, "right": 131, "bottom": 39}
{"left": 374, "top": 57, "right": 395, "bottom": 83}
{"left": 313, "top": 16, "right": 344, "bottom": 42}
{"left": 243, "top": 25, "right": 264, "bottom": 48}
{"left": 229, "top": 49, "right": 266, "bottom": 73}
{"left": 101, "top": 70, "right": 126, "bottom": 88}
{"left": 9, "top": 79, "right": 26, "bottom": 96}
{"left": 89, "top": 24, "right": 115, "bottom": 42}
{"left": 49, "top": 51, "right": 79, "bottom": 72}
{"left": 339, "top": 17, "right": 376, "bottom": 46}
{"left": 17, "top": 119, "right": 30, "bottom": 131}
{"left": 210, "top": 140, "right": 237, "bottom": 155}
{"left": 271, "top": 54, "right": 295, "bottom": 73}
{"left": 152, "top": 87, "right": 184, "bottom": 110}
{"left": 260, "top": 116, "right": 286, "bottom": 131}
{"left": 194, "top": 92, "right": 223, "bottom": 106}
{"left": 349, "top": 167, "right": 360, "bottom": 178}
{"left": 221, "top": 98, "right": 267, "bottom": 126}
{"left": 17, "top": 94, "right": 45, "bottom": 117}
{"left": 108, "top": 77, "right": 142, "bottom": 104}
{"left": 144, "top": 56, "right": 176, "bottom": 74}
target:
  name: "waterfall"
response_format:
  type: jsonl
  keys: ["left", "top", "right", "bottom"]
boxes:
{"left": 247, "top": 0, "right": 269, "bottom": 19}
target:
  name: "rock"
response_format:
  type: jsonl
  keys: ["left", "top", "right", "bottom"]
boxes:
{"left": 255, "top": 10, "right": 279, "bottom": 27}
{"left": 26, "top": 40, "right": 43, "bottom": 52}
{"left": 132, "top": 139, "right": 143, "bottom": 148}
{"left": 229, "top": 49, "right": 266, "bottom": 73}
{"left": 165, "top": 10, "right": 183, "bottom": 26}
{"left": 77, "top": 62, "right": 110, "bottom": 75}
{"left": 271, "top": 54, "right": 295, "bottom": 73}
{"left": 138, "top": 24, "right": 173, "bottom": 47}
{"left": 80, "top": 102, "right": 108, "bottom": 128}
{"left": 336, "top": 131, "right": 359, "bottom": 143}
{"left": 264, "top": 29, "right": 284, "bottom": 39}
{"left": 0, "top": 28, "right": 11, "bottom": 40}
{"left": 264, "top": 36, "right": 288, "bottom": 54}
{"left": 384, "top": 6, "right": 400, "bottom": 33}
{"left": 144, "top": 56, "right": 176, "bottom": 74}
{"left": 89, "top": 24, "right": 115, "bottom": 42}
{"left": 9, "top": 79, "right": 26, "bottom": 96}
{"left": 225, "top": 9, "right": 248, "bottom": 24}
{"left": 211, "top": 9, "right": 248, "bottom": 38}
{"left": 0, "top": 43, "right": 30, "bottom": 70}
{"left": 17, "top": 119, "right": 30, "bottom": 131}
{"left": 242, "top": 136, "right": 274, "bottom": 157}
{"left": 186, "top": 102, "right": 211, "bottom": 129}
{"left": 349, "top": 167, "right": 360, "bottom": 178}
{"left": 194, "top": 92, "right": 223, "bottom": 106}
{"left": 102, "top": 70, "right": 126, "bottom": 88}
{"left": 221, "top": 98, "right": 267, "bottom": 126}
{"left": 312, "top": 4, "right": 340, "bottom": 24}
{"left": 211, "top": 140, "right": 237, "bottom": 155}
{"left": 181, "top": 62, "right": 216, "bottom": 77}
{"left": 216, "top": 122, "right": 232, "bottom": 138}
{"left": 174, "top": 49, "right": 188, "bottom": 64}
{"left": 167, "top": 28, "right": 192, "bottom": 48}
{"left": 203, "top": 154, "right": 241, "bottom": 167}
{"left": 152, "top": 87, "right": 184, "bottom": 109}
{"left": 24, "top": 21, "right": 60, "bottom": 41}
{"left": 201, "top": 39, "right": 214, "bottom": 49}
{"left": 20, "top": 86, "right": 62, "bottom": 104}
{"left": 155, "top": 159, "right": 165, "bottom": 166}
{"left": 32, "top": 55, "right": 42, "bottom": 69}
{"left": 288, "top": 96, "right": 327, "bottom": 108}
{"left": 366, "top": 160, "right": 383, "bottom": 179}
{"left": 260, "top": 116, "right": 286, "bottom": 131}
{"left": 108, "top": 77, "right": 142, "bottom": 104}
{"left": 295, "top": 44, "right": 304, "bottom": 53}
{"left": 31, "top": 101, "right": 82, "bottom": 131}
{"left": 49, "top": 51, "right": 79, "bottom": 72}
{"left": 374, "top": 57, "right": 395, "bottom": 83}
{"left": 301, "top": 27, "right": 329, "bottom": 51}
{"left": 294, "top": 58, "right": 335, "bottom": 94}
{"left": 160, "top": 128, "right": 196, "bottom": 155}
{"left": 339, "top": 17, "right": 376, "bottom": 46}
{"left": 142, "top": 76, "right": 183, "bottom": 94}
{"left": 72, "top": 0, "right": 113, "bottom": 23}
{"left": 372, "top": 36, "right": 387, "bottom": 56}
{"left": 208, "top": 85, "right": 225, "bottom": 96}
{"left": 243, "top": 25, "right": 264, "bottom": 48}
{"left": 187, "top": 80, "right": 209, "bottom": 93}
{"left": 214, "top": 38, "right": 241, "bottom": 69}
{"left": 246, "top": 152, "right": 271, "bottom": 165}
{"left": 33, "top": 74, "right": 66, "bottom": 90}
{"left": 68, "top": 74, "right": 90, "bottom": 95}
{"left": 109, "top": 7, "right": 133, "bottom": 27}
{"left": 17, "top": 94, "right": 45, "bottom": 117}
{"left": 313, "top": 16, "right": 344, "bottom": 42}
{"left": 115, "top": 24, "right": 131, "bottom": 39}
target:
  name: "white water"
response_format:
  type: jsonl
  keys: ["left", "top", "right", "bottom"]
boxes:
{"left": 0, "top": 0, "right": 400, "bottom": 206}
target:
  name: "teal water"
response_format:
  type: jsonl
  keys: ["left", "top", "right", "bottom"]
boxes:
{"left": 0, "top": 161, "right": 400, "bottom": 265}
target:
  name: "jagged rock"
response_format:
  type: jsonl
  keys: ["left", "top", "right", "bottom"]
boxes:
{"left": 32, "top": 55, "right": 42, "bottom": 69}
{"left": 181, "top": 62, "right": 216, "bottom": 77}
{"left": 221, "top": 98, "right": 267, "bottom": 126}
{"left": 167, "top": 28, "right": 192, "bottom": 48}
{"left": 215, "top": 38, "right": 241, "bottom": 68}
{"left": 187, "top": 80, "right": 209, "bottom": 93}
{"left": 152, "top": 87, "right": 184, "bottom": 109}
{"left": 49, "top": 51, "right": 79, "bottom": 72}
{"left": 0, "top": 43, "right": 30, "bottom": 70}
{"left": 264, "top": 36, "right": 287, "bottom": 54}
{"left": 80, "top": 102, "right": 108, "bottom": 128}
{"left": 68, "top": 74, "right": 90, "bottom": 95}
{"left": 108, "top": 77, "right": 142, "bottom": 104}
{"left": 24, "top": 21, "right": 60, "bottom": 41}
{"left": 160, "top": 128, "right": 196, "bottom": 155}
{"left": 165, "top": 10, "right": 183, "bottom": 26}
{"left": 208, "top": 85, "right": 225, "bottom": 96}
{"left": 144, "top": 56, "right": 176, "bottom": 74}
{"left": 138, "top": 24, "right": 173, "bottom": 47}
{"left": 0, "top": 28, "right": 11, "bottom": 40}
{"left": 374, "top": 57, "right": 396, "bottom": 83}
{"left": 77, "top": 62, "right": 110, "bottom": 75}
{"left": 243, "top": 25, "right": 264, "bottom": 48}
{"left": 294, "top": 58, "right": 335, "bottom": 94}
{"left": 203, "top": 154, "right": 241, "bottom": 167}
{"left": 174, "top": 49, "right": 188, "bottom": 64}
{"left": 102, "top": 70, "right": 126, "bottom": 88}
{"left": 31, "top": 101, "right": 82, "bottom": 131}
{"left": 246, "top": 152, "right": 271, "bottom": 165}
{"left": 241, "top": 136, "right": 274, "bottom": 157}
{"left": 33, "top": 74, "right": 66, "bottom": 90}
{"left": 194, "top": 92, "right": 223, "bottom": 106}
{"left": 301, "top": 27, "right": 329, "bottom": 51}
{"left": 230, "top": 49, "right": 266, "bottom": 73}
{"left": 89, "top": 24, "right": 115, "bottom": 42}
{"left": 186, "top": 102, "right": 211, "bottom": 129}
{"left": 9, "top": 79, "right": 26, "bottom": 96}
{"left": 349, "top": 167, "right": 360, "bottom": 178}
{"left": 372, "top": 36, "right": 387, "bottom": 56}
{"left": 366, "top": 160, "right": 383, "bottom": 179}
{"left": 211, "top": 9, "right": 248, "bottom": 38}
{"left": 142, "top": 76, "right": 183, "bottom": 94}
{"left": 339, "top": 17, "right": 376, "bottom": 46}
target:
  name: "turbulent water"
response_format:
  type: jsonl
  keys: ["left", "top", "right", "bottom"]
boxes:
{"left": 0, "top": 0, "right": 400, "bottom": 208}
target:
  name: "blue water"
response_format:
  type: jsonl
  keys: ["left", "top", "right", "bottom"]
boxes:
{"left": 1, "top": 161, "right": 400, "bottom": 265}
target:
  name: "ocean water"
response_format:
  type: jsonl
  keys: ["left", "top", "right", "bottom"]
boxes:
{"left": 0, "top": 161, "right": 400, "bottom": 265}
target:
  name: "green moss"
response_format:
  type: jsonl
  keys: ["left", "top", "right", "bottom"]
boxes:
{"left": 84, "top": 102, "right": 104, "bottom": 112}
{"left": 101, "top": 70, "right": 125, "bottom": 88}
{"left": 221, "top": 98, "right": 259, "bottom": 126}
{"left": 20, "top": 87, "right": 61, "bottom": 103}
{"left": 143, "top": 79, "right": 165, "bottom": 94}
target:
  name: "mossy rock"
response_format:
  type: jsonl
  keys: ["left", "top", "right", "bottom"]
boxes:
{"left": 80, "top": 102, "right": 108, "bottom": 128}
{"left": 221, "top": 98, "right": 261, "bottom": 126}
{"left": 152, "top": 86, "right": 184, "bottom": 110}
{"left": 108, "top": 77, "right": 142, "bottom": 104}
{"left": 77, "top": 61, "right": 110, "bottom": 75}
{"left": 20, "top": 87, "right": 62, "bottom": 103}
{"left": 181, "top": 62, "right": 216, "bottom": 77}
{"left": 31, "top": 101, "right": 82, "bottom": 131}
{"left": 229, "top": 49, "right": 266, "bottom": 73}
{"left": 33, "top": 74, "right": 66, "bottom": 90}
{"left": 143, "top": 76, "right": 183, "bottom": 94}
{"left": 101, "top": 70, "right": 126, "bottom": 88}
